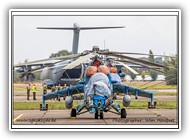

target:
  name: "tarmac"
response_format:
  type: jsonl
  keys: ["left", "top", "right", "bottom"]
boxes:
{"left": 13, "top": 109, "right": 178, "bottom": 125}
{"left": 12, "top": 89, "right": 178, "bottom": 126}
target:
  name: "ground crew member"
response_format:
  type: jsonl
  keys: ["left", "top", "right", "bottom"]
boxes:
{"left": 57, "top": 84, "right": 62, "bottom": 90}
{"left": 56, "top": 84, "right": 62, "bottom": 101}
{"left": 62, "top": 84, "right": 67, "bottom": 100}
{"left": 51, "top": 86, "right": 56, "bottom": 92}
{"left": 26, "top": 83, "right": 31, "bottom": 100}
{"left": 43, "top": 83, "right": 47, "bottom": 95}
{"left": 32, "top": 84, "right": 37, "bottom": 100}
{"left": 50, "top": 86, "right": 56, "bottom": 100}
{"left": 63, "top": 84, "right": 67, "bottom": 89}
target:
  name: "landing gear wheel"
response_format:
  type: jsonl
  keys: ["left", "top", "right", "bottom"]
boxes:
{"left": 40, "top": 104, "right": 48, "bottom": 111}
{"left": 95, "top": 111, "right": 98, "bottom": 119}
{"left": 71, "top": 108, "right": 77, "bottom": 118}
{"left": 148, "top": 102, "right": 157, "bottom": 109}
{"left": 40, "top": 104, "right": 42, "bottom": 111}
{"left": 121, "top": 108, "right": 126, "bottom": 118}
{"left": 100, "top": 112, "right": 104, "bottom": 119}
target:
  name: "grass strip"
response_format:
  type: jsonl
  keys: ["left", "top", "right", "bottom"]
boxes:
{"left": 13, "top": 100, "right": 177, "bottom": 110}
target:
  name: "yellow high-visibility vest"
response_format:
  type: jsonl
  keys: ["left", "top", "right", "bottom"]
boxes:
{"left": 32, "top": 86, "right": 37, "bottom": 92}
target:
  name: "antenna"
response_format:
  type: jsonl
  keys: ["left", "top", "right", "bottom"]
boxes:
{"left": 37, "top": 23, "right": 125, "bottom": 54}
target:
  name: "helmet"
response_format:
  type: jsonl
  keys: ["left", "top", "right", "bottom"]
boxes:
{"left": 86, "top": 66, "right": 97, "bottom": 77}
{"left": 97, "top": 65, "right": 109, "bottom": 75}
{"left": 110, "top": 67, "right": 117, "bottom": 73}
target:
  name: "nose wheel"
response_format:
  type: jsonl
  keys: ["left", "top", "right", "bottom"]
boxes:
{"left": 71, "top": 108, "right": 77, "bottom": 118}
{"left": 121, "top": 108, "right": 127, "bottom": 118}
{"left": 95, "top": 110, "right": 104, "bottom": 119}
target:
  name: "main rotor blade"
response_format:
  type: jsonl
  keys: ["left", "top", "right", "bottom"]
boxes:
{"left": 25, "top": 60, "right": 68, "bottom": 74}
{"left": 102, "top": 53, "right": 164, "bottom": 68}
{"left": 17, "top": 57, "right": 75, "bottom": 77}
{"left": 19, "top": 66, "right": 45, "bottom": 78}
{"left": 14, "top": 54, "right": 81, "bottom": 67}
{"left": 116, "top": 61, "right": 139, "bottom": 74}
{"left": 63, "top": 53, "right": 95, "bottom": 70}
{"left": 117, "top": 59, "right": 165, "bottom": 74}
{"left": 109, "top": 51, "right": 175, "bottom": 58}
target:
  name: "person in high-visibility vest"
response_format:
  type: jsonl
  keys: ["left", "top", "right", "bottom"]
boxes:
{"left": 32, "top": 84, "right": 37, "bottom": 100}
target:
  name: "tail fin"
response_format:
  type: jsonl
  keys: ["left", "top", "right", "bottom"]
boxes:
{"left": 37, "top": 23, "right": 125, "bottom": 54}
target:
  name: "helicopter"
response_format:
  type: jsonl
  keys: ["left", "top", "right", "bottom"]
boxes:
{"left": 39, "top": 52, "right": 159, "bottom": 119}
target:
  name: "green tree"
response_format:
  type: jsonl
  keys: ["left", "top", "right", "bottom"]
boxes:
{"left": 141, "top": 71, "right": 146, "bottom": 81}
{"left": 49, "top": 49, "right": 71, "bottom": 58}
{"left": 164, "top": 55, "right": 177, "bottom": 85}
{"left": 149, "top": 70, "right": 158, "bottom": 81}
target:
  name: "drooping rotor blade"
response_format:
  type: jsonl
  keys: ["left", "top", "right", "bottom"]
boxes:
{"left": 14, "top": 53, "right": 81, "bottom": 67}
{"left": 16, "top": 54, "right": 80, "bottom": 78}
{"left": 117, "top": 59, "right": 165, "bottom": 74}
{"left": 102, "top": 53, "right": 164, "bottom": 68}
{"left": 19, "top": 66, "right": 44, "bottom": 78}
{"left": 23, "top": 60, "right": 66, "bottom": 74}
{"left": 108, "top": 51, "right": 175, "bottom": 58}
{"left": 116, "top": 61, "right": 139, "bottom": 74}
{"left": 63, "top": 53, "right": 95, "bottom": 70}
{"left": 118, "top": 59, "right": 159, "bottom": 69}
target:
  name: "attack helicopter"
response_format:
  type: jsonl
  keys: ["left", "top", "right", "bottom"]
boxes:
{"left": 39, "top": 51, "right": 160, "bottom": 119}
{"left": 13, "top": 23, "right": 173, "bottom": 119}
{"left": 38, "top": 45, "right": 167, "bottom": 119}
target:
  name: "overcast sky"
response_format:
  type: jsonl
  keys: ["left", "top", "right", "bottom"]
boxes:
{"left": 13, "top": 13, "right": 177, "bottom": 64}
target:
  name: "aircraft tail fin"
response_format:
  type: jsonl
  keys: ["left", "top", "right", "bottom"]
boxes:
{"left": 37, "top": 23, "right": 125, "bottom": 54}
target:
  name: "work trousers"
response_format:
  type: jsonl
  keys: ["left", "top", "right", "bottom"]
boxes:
{"left": 27, "top": 90, "right": 30, "bottom": 100}
{"left": 33, "top": 92, "right": 36, "bottom": 100}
